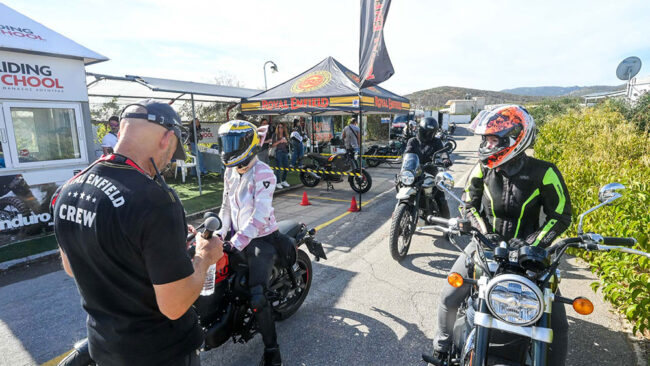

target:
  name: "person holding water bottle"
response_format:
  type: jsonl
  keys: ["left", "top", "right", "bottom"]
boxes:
{"left": 216, "top": 119, "right": 287, "bottom": 366}
{"left": 52, "top": 100, "right": 223, "bottom": 366}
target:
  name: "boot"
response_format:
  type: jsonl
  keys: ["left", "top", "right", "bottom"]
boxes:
{"left": 259, "top": 346, "right": 282, "bottom": 366}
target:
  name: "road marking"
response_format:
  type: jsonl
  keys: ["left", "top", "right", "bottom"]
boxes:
{"left": 42, "top": 350, "right": 72, "bottom": 366}
{"left": 314, "top": 187, "right": 395, "bottom": 231}
{"left": 285, "top": 194, "right": 351, "bottom": 203}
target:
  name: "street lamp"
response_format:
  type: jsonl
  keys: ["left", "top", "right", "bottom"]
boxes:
{"left": 263, "top": 60, "right": 278, "bottom": 90}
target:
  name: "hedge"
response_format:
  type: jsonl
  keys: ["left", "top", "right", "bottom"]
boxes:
{"left": 534, "top": 103, "right": 650, "bottom": 335}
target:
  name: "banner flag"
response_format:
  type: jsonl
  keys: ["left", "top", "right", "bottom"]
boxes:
{"left": 359, "top": 0, "right": 394, "bottom": 89}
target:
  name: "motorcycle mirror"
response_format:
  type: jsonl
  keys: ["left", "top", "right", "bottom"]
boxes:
{"left": 435, "top": 171, "right": 454, "bottom": 189}
{"left": 577, "top": 182, "right": 626, "bottom": 235}
{"left": 598, "top": 183, "right": 625, "bottom": 205}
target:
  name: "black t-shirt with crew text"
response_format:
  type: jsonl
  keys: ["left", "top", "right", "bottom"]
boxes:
{"left": 53, "top": 155, "right": 203, "bottom": 366}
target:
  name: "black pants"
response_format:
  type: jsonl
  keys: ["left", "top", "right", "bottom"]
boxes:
{"left": 433, "top": 241, "right": 569, "bottom": 365}
{"left": 243, "top": 231, "right": 292, "bottom": 350}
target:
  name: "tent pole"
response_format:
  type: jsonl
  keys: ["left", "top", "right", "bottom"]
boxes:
{"left": 191, "top": 94, "right": 202, "bottom": 195}
{"left": 311, "top": 114, "right": 315, "bottom": 153}
{"left": 357, "top": 97, "right": 363, "bottom": 211}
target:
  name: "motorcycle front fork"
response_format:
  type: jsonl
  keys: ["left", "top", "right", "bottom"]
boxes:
{"left": 472, "top": 300, "right": 550, "bottom": 366}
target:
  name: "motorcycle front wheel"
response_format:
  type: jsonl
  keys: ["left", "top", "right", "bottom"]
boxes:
{"left": 348, "top": 168, "right": 372, "bottom": 193}
{"left": 299, "top": 165, "right": 321, "bottom": 187}
{"left": 388, "top": 202, "right": 416, "bottom": 261}
{"left": 274, "top": 249, "right": 313, "bottom": 321}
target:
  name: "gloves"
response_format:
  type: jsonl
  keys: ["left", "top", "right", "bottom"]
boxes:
{"left": 485, "top": 233, "right": 504, "bottom": 245}
{"left": 508, "top": 238, "right": 527, "bottom": 251}
{"left": 442, "top": 158, "right": 453, "bottom": 168}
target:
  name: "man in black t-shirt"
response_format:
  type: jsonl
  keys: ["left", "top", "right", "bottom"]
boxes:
{"left": 53, "top": 100, "right": 223, "bottom": 366}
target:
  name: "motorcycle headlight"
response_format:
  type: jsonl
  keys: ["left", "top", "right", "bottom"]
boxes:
{"left": 486, "top": 274, "right": 544, "bottom": 326}
{"left": 399, "top": 171, "right": 415, "bottom": 185}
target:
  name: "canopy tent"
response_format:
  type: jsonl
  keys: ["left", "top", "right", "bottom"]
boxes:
{"left": 0, "top": 3, "right": 108, "bottom": 65}
{"left": 241, "top": 57, "right": 410, "bottom": 209}
{"left": 86, "top": 72, "right": 262, "bottom": 194}
{"left": 241, "top": 57, "right": 409, "bottom": 115}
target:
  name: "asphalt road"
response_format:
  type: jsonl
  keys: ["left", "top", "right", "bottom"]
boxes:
{"left": 0, "top": 126, "right": 646, "bottom": 366}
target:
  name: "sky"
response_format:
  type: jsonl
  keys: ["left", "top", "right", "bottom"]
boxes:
{"left": 4, "top": 0, "right": 650, "bottom": 95}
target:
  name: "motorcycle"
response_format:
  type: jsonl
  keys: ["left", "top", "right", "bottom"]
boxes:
{"left": 388, "top": 144, "right": 453, "bottom": 261}
{"left": 365, "top": 136, "right": 408, "bottom": 168}
{"left": 299, "top": 150, "right": 372, "bottom": 193}
{"left": 421, "top": 175, "right": 648, "bottom": 366}
{"left": 58, "top": 213, "right": 328, "bottom": 366}
{"left": 436, "top": 130, "right": 457, "bottom": 153}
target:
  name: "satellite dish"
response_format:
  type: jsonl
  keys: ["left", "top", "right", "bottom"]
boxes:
{"left": 616, "top": 56, "right": 642, "bottom": 81}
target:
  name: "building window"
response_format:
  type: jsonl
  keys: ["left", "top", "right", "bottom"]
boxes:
{"left": 10, "top": 107, "right": 80, "bottom": 163}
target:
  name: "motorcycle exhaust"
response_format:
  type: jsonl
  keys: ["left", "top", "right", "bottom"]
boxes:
{"left": 203, "top": 302, "right": 234, "bottom": 350}
{"left": 306, "top": 171, "right": 321, "bottom": 180}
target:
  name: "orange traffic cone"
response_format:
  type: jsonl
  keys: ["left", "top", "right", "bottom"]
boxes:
{"left": 299, "top": 191, "right": 311, "bottom": 206}
{"left": 348, "top": 196, "right": 359, "bottom": 212}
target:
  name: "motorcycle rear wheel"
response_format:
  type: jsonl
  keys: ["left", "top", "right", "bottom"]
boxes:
{"left": 389, "top": 202, "right": 416, "bottom": 261}
{"left": 274, "top": 249, "right": 313, "bottom": 321}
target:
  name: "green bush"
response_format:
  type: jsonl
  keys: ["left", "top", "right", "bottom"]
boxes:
{"left": 535, "top": 106, "right": 650, "bottom": 335}
{"left": 526, "top": 97, "right": 581, "bottom": 127}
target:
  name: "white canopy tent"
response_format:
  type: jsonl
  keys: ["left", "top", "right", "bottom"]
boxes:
{"left": 86, "top": 72, "right": 262, "bottom": 194}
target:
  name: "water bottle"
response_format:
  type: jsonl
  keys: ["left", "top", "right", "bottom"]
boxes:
{"left": 198, "top": 216, "right": 221, "bottom": 296}
{"left": 201, "top": 264, "right": 216, "bottom": 296}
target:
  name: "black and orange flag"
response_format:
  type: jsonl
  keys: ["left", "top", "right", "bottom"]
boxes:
{"left": 359, "top": 0, "right": 394, "bottom": 89}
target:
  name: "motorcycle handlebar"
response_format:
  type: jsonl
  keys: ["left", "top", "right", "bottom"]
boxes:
{"left": 602, "top": 237, "right": 637, "bottom": 246}
{"left": 426, "top": 215, "right": 451, "bottom": 226}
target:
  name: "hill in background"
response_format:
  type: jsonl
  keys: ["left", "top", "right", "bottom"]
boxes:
{"left": 501, "top": 85, "right": 624, "bottom": 97}
{"left": 406, "top": 86, "right": 543, "bottom": 109}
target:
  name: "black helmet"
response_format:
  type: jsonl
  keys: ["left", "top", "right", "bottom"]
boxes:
{"left": 417, "top": 117, "right": 439, "bottom": 143}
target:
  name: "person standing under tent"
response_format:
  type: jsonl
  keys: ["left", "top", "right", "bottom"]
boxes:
{"left": 342, "top": 117, "right": 361, "bottom": 154}
{"left": 272, "top": 123, "right": 290, "bottom": 190}
{"left": 290, "top": 119, "right": 304, "bottom": 167}
{"left": 101, "top": 116, "right": 120, "bottom": 155}
{"left": 257, "top": 118, "right": 273, "bottom": 165}
{"left": 188, "top": 118, "right": 207, "bottom": 176}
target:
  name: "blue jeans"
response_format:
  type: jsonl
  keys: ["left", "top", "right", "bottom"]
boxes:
{"left": 275, "top": 150, "right": 289, "bottom": 182}
{"left": 291, "top": 141, "right": 303, "bottom": 167}
{"left": 189, "top": 142, "right": 207, "bottom": 174}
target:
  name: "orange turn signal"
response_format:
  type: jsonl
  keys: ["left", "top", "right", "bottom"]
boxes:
{"left": 448, "top": 272, "right": 464, "bottom": 288}
{"left": 572, "top": 297, "right": 594, "bottom": 315}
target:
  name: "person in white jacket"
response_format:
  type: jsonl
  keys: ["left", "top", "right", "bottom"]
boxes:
{"left": 216, "top": 120, "right": 284, "bottom": 366}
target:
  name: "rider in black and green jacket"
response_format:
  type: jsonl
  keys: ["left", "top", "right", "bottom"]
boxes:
{"left": 430, "top": 105, "right": 572, "bottom": 366}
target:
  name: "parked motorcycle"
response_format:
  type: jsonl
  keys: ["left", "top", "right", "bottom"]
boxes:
{"left": 436, "top": 131, "right": 457, "bottom": 153}
{"left": 365, "top": 136, "right": 408, "bottom": 168}
{"left": 421, "top": 176, "right": 647, "bottom": 366}
{"left": 388, "top": 144, "right": 453, "bottom": 261}
{"left": 58, "top": 213, "right": 327, "bottom": 366}
{"left": 299, "top": 150, "right": 372, "bottom": 193}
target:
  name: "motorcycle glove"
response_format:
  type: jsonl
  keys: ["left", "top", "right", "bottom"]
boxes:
{"left": 507, "top": 238, "right": 527, "bottom": 251}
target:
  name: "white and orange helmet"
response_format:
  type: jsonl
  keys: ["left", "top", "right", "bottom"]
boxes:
{"left": 473, "top": 105, "right": 536, "bottom": 169}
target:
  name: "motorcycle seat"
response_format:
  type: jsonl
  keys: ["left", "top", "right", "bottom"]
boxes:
{"left": 307, "top": 153, "right": 332, "bottom": 165}
{"left": 277, "top": 220, "right": 302, "bottom": 239}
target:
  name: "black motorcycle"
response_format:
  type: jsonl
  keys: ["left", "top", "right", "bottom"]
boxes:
{"left": 299, "top": 150, "right": 372, "bottom": 193}
{"left": 58, "top": 213, "right": 327, "bottom": 366}
{"left": 365, "top": 136, "right": 408, "bottom": 168}
{"left": 421, "top": 177, "right": 648, "bottom": 366}
{"left": 388, "top": 144, "right": 452, "bottom": 261}
{"left": 436, "top": 131, "right": 457, "bottom": 153}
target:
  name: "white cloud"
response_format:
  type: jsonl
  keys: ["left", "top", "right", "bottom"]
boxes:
{"left": 5, "top": 0, "right": 650, "bottom": 95}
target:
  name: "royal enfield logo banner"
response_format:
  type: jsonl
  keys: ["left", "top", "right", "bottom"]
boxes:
{"left": 0, "top": 50, "right": 88, "bottom": 101}
{"left": 359, "top": 0, "right": 394, "bottom": 89}
{"left": 291, "top": 71, "right": 332, "bottom": 93}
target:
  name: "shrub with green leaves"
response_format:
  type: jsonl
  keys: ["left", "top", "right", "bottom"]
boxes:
{"left": 535, "top": 105, "right": 650, "bottom": 335}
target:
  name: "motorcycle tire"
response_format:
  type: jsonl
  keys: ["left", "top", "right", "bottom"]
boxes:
{"left": 388, "top": 202, "right": 416, "bottom": 261}
{"left": 299, "top": 165, "right": 321, "bottom": 188}
{"left": 0, "top": 196, "right": 34, "bottom": 235}
{"left": 348, "top": 168, "right": 372, "bottom": 193}
{"left": 366, "top": 158, "right": 381, "bottom": 168}
{"left": 274, "top": 249, "right": 313, "bottom": 321}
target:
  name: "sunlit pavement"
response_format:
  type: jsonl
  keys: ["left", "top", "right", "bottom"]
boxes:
{"left": 0, "top": 127, "right": 643, "bottom": 366}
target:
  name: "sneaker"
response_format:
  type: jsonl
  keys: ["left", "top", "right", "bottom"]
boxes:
{"left": 276, "top": 184, "right": 283, "bottom": 190}
{"left": 281, "top": 181, "right": 290, "bottom": 187}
